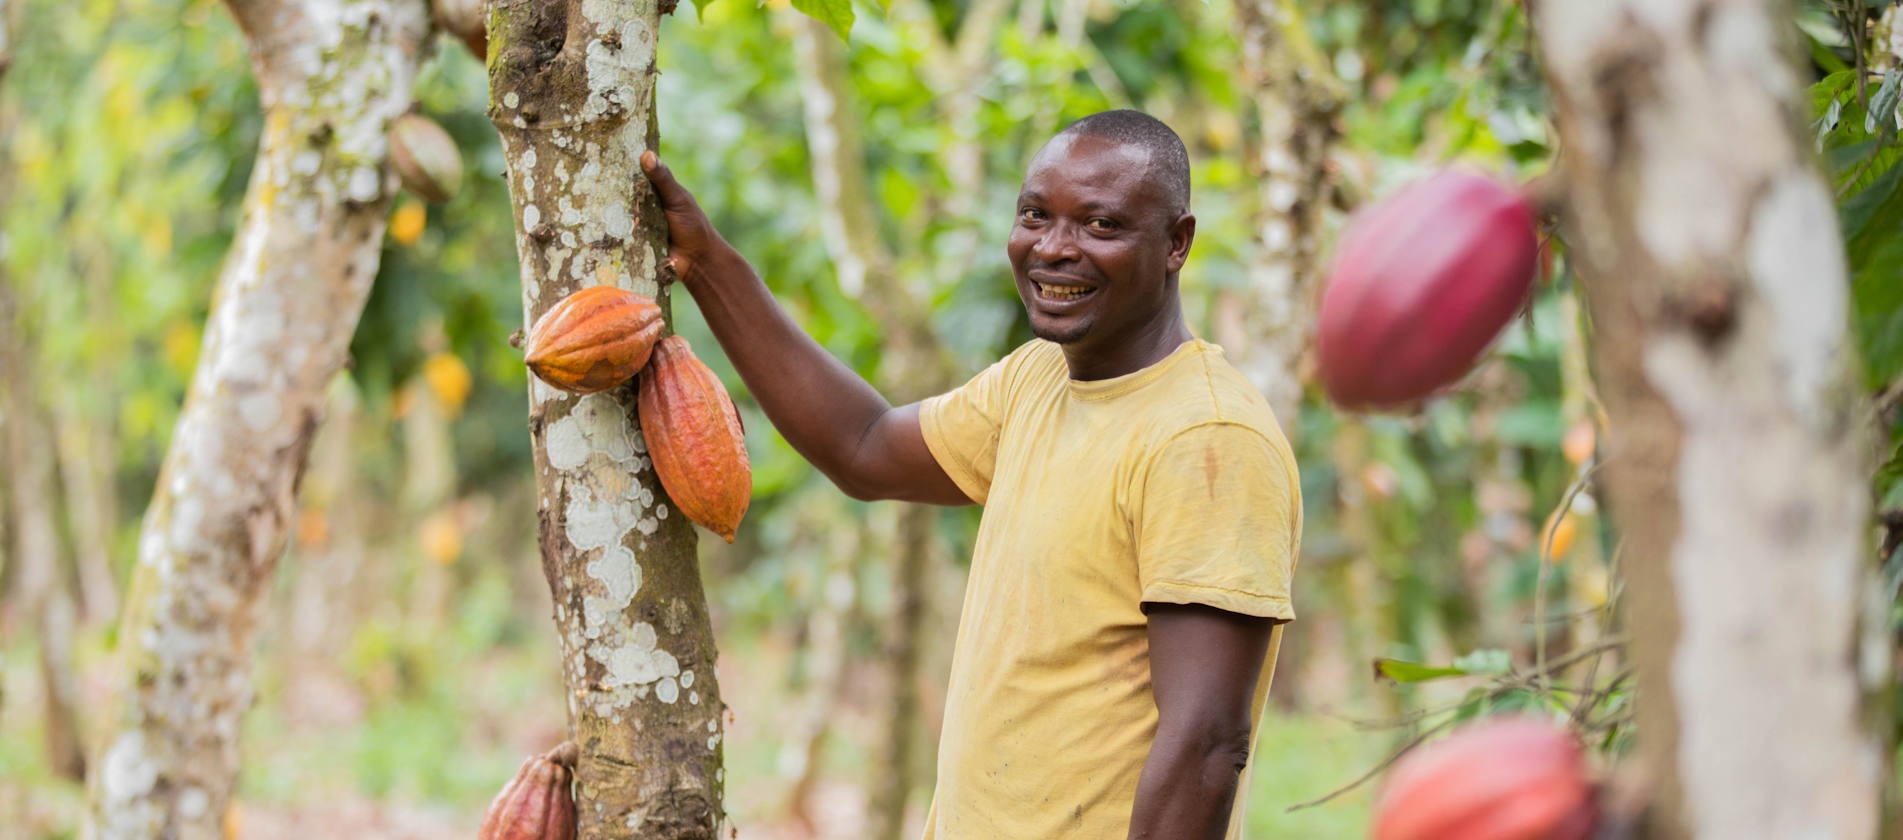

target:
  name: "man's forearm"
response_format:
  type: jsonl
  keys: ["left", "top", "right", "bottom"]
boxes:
{"left": 676, "top": 242, "right": 894, "bottom": 489}
{"left": 1127, "top": 727, "right": 1249, "bottom": 840}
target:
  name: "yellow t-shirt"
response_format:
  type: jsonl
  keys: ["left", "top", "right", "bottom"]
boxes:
{"left": 917, "top": 338, "right": 1301, "bottom": 839}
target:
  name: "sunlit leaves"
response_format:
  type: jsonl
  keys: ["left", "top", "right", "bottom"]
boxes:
{"left": 792, "top": 0, "right": 853, "bottom": 40}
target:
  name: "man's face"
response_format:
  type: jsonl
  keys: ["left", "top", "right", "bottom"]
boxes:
{"left": 1007, "top": 134, "right": 1192, "bottom": 352}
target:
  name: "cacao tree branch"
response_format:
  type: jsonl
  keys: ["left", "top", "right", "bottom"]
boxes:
{"left": 490, "top": 0, "right": 727, "bottom": 835}
{"left": 84, "top": 1, "right": 433, "bottom": 835}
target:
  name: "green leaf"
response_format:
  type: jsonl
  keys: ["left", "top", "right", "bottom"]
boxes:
{"left": 1853, "top": 232, "right": 1903, "bottom": 388}
{"left": 792, "top": 0, "right": 854, "bottom": 40}
{"left": 1372, "top": 658, "right": 1469, "bottom": 683}
{"left": 1809, "top": 34, "right": 1850, "bottom": 74}
{"left": 689, "top": 0, "right": 714, "bottom": 21}
{"left": 1866, "top": 69, "right": 1902, "bottom": 135}
{"left": 1845, "top": 158, "right": 1903, "bottom": 264}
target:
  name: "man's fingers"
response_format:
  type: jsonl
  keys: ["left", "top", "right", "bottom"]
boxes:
{"left": 641, "top": 150, "right": 699, "bottom": 216}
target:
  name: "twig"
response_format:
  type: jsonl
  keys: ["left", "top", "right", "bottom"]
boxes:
{"left": 1536, "top": 460, "right": 1607, "bottom": 692}
{"left": 1286, "top": 718, "right": 1458, "bottom": 811}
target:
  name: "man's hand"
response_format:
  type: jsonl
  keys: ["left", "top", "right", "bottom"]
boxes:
{"left": 632, "top": 148, "right": 970, "bottom": 507}
{"left": 1128, "top": 603, "right": 1281, "bottom": 840}
{"left": 641, "top": 150, "right": 726, "bottom": 287}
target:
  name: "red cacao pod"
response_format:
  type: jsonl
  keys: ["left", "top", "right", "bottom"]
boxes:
{"left": 478, "top": 741, "right": 578, "bottom": 840}
{"left": 1316, "top": 171, "right": 1537, "bottom": 411}
{"left": 637, "top": 335, "right": 751, "bottom": 543}
{"left": 388, "top": 113, "right": 464, "bottom": 204}
{"left": 1373, "top": 717, "right": 1597, "bottom": 840}
{"left": 523, "top": 286, "right": 665, "bottom": 395}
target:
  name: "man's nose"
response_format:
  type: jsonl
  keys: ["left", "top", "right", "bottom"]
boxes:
{"left": 1033, "top": 221, "right": 1082, "bottom": 263}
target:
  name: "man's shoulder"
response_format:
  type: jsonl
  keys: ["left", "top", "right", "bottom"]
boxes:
{"left": 1145, "top": 341, "right": 1288, "bottom": 443}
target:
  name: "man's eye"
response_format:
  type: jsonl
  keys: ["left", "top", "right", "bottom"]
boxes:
{"left": 1019, "top": 208, "right": 1046, "bottom": 222}
{"left": 1087, "top": 218, "right": 1117, "bottom": 232}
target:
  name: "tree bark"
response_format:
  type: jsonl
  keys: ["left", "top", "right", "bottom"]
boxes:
{"left": 57, "top": 388, "right": 122, "bottom": 625}
{"left": 0, "top": 0, "right": 87, "bottom": 786}
{"left": 1531, "top": 3, "right": 1888, "bottom": 837}
{"left": 84, "top": 2, "right": 430, "bottom": 836}
{"left": 489, "top": 3, "right": 725, "bottom": 837}
{"left": 789, "top": 15, "right": 963, "bottom": 835}
{"left": 2, "top": 284, "right": 88, "bottom": 783}
{"left": 1222, "top": 0, "right": 1342, "bottom": 425}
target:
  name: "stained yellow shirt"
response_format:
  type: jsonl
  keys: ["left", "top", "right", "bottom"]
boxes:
{"left": 917, "top": 338, "right": 1301, "bottom": 839}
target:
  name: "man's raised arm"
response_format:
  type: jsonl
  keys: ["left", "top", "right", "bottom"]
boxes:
{"left": 640, "top": 151, "right": 969, "bottom": 507}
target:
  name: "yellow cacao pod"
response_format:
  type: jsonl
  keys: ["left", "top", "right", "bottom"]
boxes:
{"left": 637, "top": 335, "right": 751, "bottom": 543}
{"left": 388, "top": 113, "right": 463, "bottom": 204}
{"left": 479, "top": 742, "right": 578, "bottom": 840}
{"left": 523, "top": 286, "right": 664, "bottom": 395}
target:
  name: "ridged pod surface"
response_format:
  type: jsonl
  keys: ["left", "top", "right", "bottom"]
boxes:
{"left": 1316, "top": 171, "right": 1537, "bottom": 411}
{"left": 387, "top": 113, "right": 464, "bottom": 204}
{"left": 1373, "top": 717, "right": 1597, "bottom": 840}
{"left": 523, "top": 285, "right": 664, "bottom": 395}
{"left": 637, "top": 335, "right": 751, "bottom": 543}
{"left": 478, "top": 742, "right": 578, "bottom": 840}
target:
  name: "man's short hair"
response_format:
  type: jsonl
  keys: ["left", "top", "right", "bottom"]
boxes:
{"left": 1057, "top": 110, "right": 1191, "bottom": 217}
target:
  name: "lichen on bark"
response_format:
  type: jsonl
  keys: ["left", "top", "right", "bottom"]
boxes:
{"left": 491, "top": 1, "right": 725, "bottom": 836}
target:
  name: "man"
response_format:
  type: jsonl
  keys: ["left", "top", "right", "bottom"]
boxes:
{"left": 641, "top": 109, "right": 1300, "bottom": 839}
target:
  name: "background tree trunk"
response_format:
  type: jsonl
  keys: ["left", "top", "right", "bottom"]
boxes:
{"left": 1222, "top": 0, "right": 1343, "bottom": 712}
{"left": 1531, "top": 2, "right": 1889, "bottom": 837}
{"left": 0, "top": 0, "right": 87, "bottom": 786}
{"left": 489, "top": 2, "right": 726, "bottom": 836}
{"left": 84, "top": 1, "right": 430, "bottom": 835}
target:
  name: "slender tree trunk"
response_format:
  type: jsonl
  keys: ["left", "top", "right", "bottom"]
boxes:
{"left": 57, "top": 389, "right": 122, "bottom": 625}
{"left": 1223, "top": 0, "right": 1341, "bottom": 710}
{"left": 2, "top": 289, "right": 88, "bottom": 782}
{"left": 790, "top": 15, "right": 964, "bottom": 835}
{"left": 490, "top": 3, "right": 725, "bottom": 836}
{"left": 1223, "top": 0, "right": 1341, "bottom": 423}
{"left": 84, "top": 2, "right": 430, "bottom": 836}
{"left": 0, "top": 5, "right": 86, "bottom": 778}
{"left": 1532, "top": 3, "right": 1888, "bottom": 837}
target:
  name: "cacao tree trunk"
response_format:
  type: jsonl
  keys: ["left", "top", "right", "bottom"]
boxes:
{"left": 1222, "top": 0, "right": 1341, "bottom": 425}
{"left": 57, "top": 388, "right": 122, "bottom": 625}
{"left": 1531, "top": 2, "right": 1889, "bottom": 837}
{"left": 2, "top": 280, "right": 88, "bottom": 783}
{"left": 489, "top": 3, "right": 726, "bottom": 837}
{"left": 1222, "top": 0, "right": 1343, "bottom": 712}
{"left": 790, "top": 14, "right": 966, "bottom": 835}
{"left": 84, "top": 1, "right": 430, "bottom": 836}
{"left": 0, "top": 3, "right": 87, "bottom": 780}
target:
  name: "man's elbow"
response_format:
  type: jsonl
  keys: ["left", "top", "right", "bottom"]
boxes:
{"left": 1161, "top": 717, "right": 1255, "bottom": 777}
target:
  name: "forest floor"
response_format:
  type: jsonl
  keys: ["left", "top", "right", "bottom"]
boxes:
{"left": 1, "top": 621, "right": 1386, "bottom": 839}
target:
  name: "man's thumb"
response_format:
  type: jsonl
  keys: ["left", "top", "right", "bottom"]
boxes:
{"left": 641, "top": 151, "right": 689, "bottom": 210}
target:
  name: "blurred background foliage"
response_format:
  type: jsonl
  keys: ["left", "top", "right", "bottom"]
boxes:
{"left": 1, "top": 0, "right": 1900, "bottom": 837}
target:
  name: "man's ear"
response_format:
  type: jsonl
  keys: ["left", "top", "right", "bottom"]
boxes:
{"left": 1166, "top": 213, "right": 1196, "bottom": 273}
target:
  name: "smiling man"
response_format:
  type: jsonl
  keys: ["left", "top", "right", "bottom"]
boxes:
{"left": 642, "top": 109, "right": 1301, "bottom": 839}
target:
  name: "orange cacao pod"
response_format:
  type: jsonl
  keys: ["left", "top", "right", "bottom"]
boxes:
{"left": 523, "top": 286, "right": 664, "bottom": 395}
{"left": 1374, "top": 717, "right": 1597, "bottom": 840}
{"left": 637, "top": 335, "right": 751, "bottom": 543}
{"left": 478, "top": 742, "right": 578, "bottom": 840}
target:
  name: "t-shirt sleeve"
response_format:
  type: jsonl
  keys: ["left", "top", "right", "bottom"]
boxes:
{"left": 918, "top": 354, "right": 1014, "bottom": 505}
{"left": 1134, "top": 422, "right": 1299, "bottom": 621}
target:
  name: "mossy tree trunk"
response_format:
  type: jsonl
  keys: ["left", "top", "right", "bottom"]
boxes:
{"left": 488, "top": 2, "right": 725, "bottom": 836}
{"left": 1532, "top": 1, "right": 1889, "bottom": 836}
{"left": 84, "top": 1, "right": 431, "bottom": 836}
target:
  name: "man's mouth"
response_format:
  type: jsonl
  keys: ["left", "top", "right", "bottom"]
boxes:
{"left": 1033, "top": 280, "right": 1097, "bottom": 302}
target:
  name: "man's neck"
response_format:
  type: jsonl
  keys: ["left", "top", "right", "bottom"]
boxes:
{"left": 1062, "top": 316, "right": 1195, "bottom": 382}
